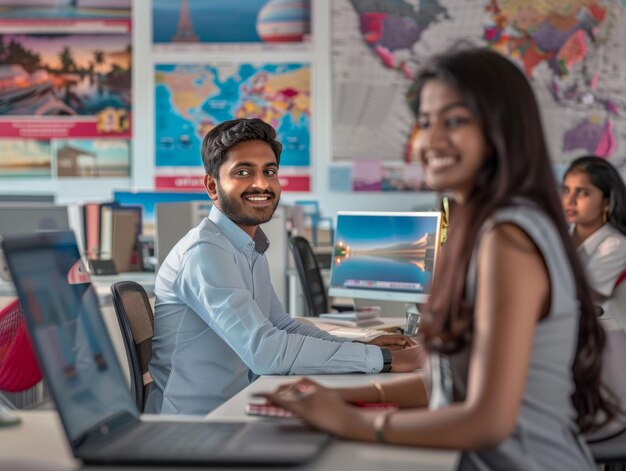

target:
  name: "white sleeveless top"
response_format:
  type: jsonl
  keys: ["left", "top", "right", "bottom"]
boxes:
{"left": 428, "top": 202, "right": 595, "bottom": 471}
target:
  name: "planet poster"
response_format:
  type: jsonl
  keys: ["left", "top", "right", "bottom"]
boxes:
{"left": 152, "top": 0, "right": 311, "bottom": 46}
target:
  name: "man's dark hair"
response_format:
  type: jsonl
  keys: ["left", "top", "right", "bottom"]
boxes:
{"left": 201, "top": 118, "right": 282, "bottom": 178}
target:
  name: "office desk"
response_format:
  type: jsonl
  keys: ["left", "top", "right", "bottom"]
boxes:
{"left": 0, "top": 375, "right": 459, "bottom": 471}
{"left": 208, "top": 374, "right": 459, "bottom": 470}
{"left": 0, "top": 271, "right": 156, "bottom": 307}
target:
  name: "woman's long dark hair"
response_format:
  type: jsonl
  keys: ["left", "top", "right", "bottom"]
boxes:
{"left": 410, "top": 47, "right": 617, "bottom": 432}
{"left": 564, "top": 155, "right": 626, "bottom": 235}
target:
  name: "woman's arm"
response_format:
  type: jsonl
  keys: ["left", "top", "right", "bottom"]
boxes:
{"left": 334, "top": 373, "right": 429, "bottom": 408}
{"left": 271, "top": 373, "right": 429, "bottom": 409}
{"left": 585, "top": 233, "right": 626, "bottom": 300}
{"left": 269, "top": 223, "right": 550, "bottom": 449}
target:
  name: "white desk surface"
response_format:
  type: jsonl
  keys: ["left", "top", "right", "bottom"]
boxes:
{"left": 1, "top": 374, "right": 459, "bottom": 471}
{"left": 209, "top": 374, "right": 459, "bottom": 470}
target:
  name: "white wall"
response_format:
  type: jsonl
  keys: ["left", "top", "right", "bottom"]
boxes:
{"left": 2, "top": 0, "right": 437, "bottom": 216}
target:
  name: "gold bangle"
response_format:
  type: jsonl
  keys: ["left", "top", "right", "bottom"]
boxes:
{"left": 372, "top": 381, "right": 386, "bottom": 403}
{"left": 373, "top": 410, "right": 394, "bottom": 443}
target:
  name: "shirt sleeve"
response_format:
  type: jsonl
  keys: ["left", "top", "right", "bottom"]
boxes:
{"left": 587, "top": 234, "right": 626, "bottom": 297}
{"left": 267, "top": 288, "right": 351, "bottom": 342}
{"left": 174, "top": 242, "right": 383, "bottom": 375}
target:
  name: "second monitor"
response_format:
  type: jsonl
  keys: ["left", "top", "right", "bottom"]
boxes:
{"left": 328, "top": 211, "right": 442, "bottom": 316}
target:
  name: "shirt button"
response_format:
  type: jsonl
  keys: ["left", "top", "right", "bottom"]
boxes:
{"left": 370, "top": 368, "right": 376, "bottom": 373}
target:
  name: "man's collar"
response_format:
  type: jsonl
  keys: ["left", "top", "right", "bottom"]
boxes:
{"left": 252, "top": 227, "right": 270, "bottom": 254}
{"left": 209, "top": 205, "right": 270, "bottom": 254}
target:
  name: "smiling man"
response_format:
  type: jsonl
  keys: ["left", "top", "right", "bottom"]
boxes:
{"left": 145, "top": 118, "right": 420, "bottom": 415}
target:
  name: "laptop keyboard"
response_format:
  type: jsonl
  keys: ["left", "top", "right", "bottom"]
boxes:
{"left": 98, "top": 421, "right": 243, "bottom": 458}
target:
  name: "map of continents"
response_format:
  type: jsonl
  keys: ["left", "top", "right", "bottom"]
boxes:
{"left": 333, "top": 0, "right": 626, "bottom": 168}
{"left": 155, "top": 63, "right": 311, "bottom": 168}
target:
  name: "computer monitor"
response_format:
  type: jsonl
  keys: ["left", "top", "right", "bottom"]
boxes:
{"left": 0, "top": 204, "right": 70, "bottom": 281}
{"left": 0, "top": 193, "right": 55, "bottom": 203}
{"left": 0, "top": 204, "right": 70, "bottom": 237}
{"left": 328, "top": 211, "right": 442, "bottom": 306}
{"left": 113, "top": 190, "right": 210, "bottom": 234}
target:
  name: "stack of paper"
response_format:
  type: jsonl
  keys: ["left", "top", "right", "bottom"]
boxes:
{"left": 295, "top": 318, "right": 387, "bottom": 342}
{"left": 319, "top": 308, "right": 382, "bottom": 327}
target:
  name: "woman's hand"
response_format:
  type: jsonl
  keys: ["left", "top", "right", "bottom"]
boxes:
{"left": 264, "top": 377, "right": 358, "bottom": 436}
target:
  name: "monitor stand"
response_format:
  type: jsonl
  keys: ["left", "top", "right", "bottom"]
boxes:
{"left": 353, "top": 299, "right": 415, "bottom": 319}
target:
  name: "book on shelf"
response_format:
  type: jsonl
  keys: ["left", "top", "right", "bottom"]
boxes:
{"left": 111, "top": 211, "right": 138, "bottom": 273}
{"left": 99, "top": 204, "right": 116, "bottom": 260}
{"left": 82, "top": 202, "right": 102, "bottom": 260}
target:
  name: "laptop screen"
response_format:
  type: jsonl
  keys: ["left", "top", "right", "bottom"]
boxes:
{"left": 3, "top": 231, "right": 137, "bottom": 443}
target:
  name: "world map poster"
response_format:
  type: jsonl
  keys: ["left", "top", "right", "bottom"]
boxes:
{"left": 154, "top": 63, "right": 311, "bottom": 191}
{"left": 332, "top": 0, "right": 626, "bottom": 191}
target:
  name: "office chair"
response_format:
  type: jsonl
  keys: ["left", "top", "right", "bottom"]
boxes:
{"left": 605, "top": 270, "right": 626, "bottom": 334}
{"left": 586, "top": 305, "right": 626, "bottom": 470}
{"left": 589, "top": 428, "right": 626, "bottom": 470}
{"left": 110, "top": 281, "right": 154, "bottom": 411}
{"left": 289, "top": 235, "right": 351, "bottom": 317}
{"left": 0, "top": 299, "right": 42, "bottom": 393}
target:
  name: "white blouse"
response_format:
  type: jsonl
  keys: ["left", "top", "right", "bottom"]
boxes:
{"left": 576, "top": 223, "right": 626, "bottom": 297}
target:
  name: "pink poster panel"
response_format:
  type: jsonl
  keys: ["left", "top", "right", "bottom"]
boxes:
{"left": 0, "top": 19, "right": 132, "bottom": 140}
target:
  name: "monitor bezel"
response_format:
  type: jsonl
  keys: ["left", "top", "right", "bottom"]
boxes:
{"left": 327, "top": 210, "right": 442, "bottom": 304}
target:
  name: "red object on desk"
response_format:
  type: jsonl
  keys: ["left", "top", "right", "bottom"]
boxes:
{"left": 246, "top": 401, "right": 298, "bottom": 418}
{"left": 246, "top": 400, "right": 398, "bottom": 418}
{"left": 351, "top": 401, "right": 399, "bottom": 410}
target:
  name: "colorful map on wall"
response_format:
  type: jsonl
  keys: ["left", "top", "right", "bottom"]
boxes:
{"left": 332, "top": 0, "right": 626, "bottom": 175}
{"left": 154, "top": 63, "right": 311, "bottom": 191}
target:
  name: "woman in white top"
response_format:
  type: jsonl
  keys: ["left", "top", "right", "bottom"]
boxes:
{"left": 562, "top": 156, "right": 626, "bottom": 302}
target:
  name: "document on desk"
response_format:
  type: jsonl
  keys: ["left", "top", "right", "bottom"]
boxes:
{"left": 319, "top": 308, "right": 383, "bottom": 327}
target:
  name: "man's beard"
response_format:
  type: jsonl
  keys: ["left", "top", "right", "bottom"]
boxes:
{"left": 216, "top": 184, "right": 279, "bottom": 227}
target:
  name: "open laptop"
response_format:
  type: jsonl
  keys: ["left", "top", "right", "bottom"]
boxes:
{"left": 2, "top": 230, "right": 332, "bottom": 467}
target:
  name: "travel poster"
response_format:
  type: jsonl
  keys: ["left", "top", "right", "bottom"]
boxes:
{"left": 152, "top": 0, "right": 311, "bottom": 46}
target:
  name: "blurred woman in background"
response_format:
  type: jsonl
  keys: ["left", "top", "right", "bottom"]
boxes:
{"left": 562, "top": 156, "right": 626, "bottom": 303}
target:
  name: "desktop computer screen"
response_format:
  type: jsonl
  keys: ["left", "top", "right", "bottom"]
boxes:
{"left": 0, "top": 204, "right": 70, "bottom": 281}
{"left": 328, "top": 211, "right": 442, "bottom": 305}
{"left": 0, "top": 204, "right": 70, "bottom": 237}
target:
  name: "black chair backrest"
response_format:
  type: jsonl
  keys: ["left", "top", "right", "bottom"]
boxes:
{"left": 110, "top": 281, "right": 154, "bottom": 411}
{"left": 289, "top": 235, "right": 328, "bottom": 316}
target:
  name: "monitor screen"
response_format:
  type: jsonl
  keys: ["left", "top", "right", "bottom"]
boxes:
{"left": 0, "top": 194, "right": 55, "bottom": 203}
{"left": 0, "top": 204, "right": 69, "bottom": 237}
{"left": 0, "top": 204, "right": 70, "bottom": 282}
{"left": 328, "top": 211, "right": 442, "bottom": 304}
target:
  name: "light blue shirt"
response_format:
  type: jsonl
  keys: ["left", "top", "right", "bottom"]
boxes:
{"left": 145, "top": 205, "right": 384, "bottom": 415}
